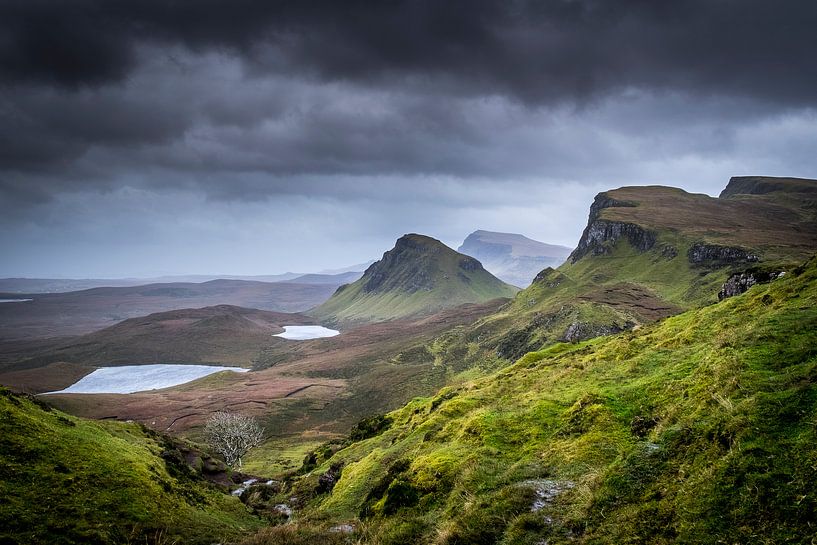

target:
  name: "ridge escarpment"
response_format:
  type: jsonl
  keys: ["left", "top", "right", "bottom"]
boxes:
{"left": 395, "top": 177, "right": 817, "bottom": 377}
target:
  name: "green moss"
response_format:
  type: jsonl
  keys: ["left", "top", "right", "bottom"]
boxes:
{"left": 265, "top": 256, "right": 817, "bottom": 544}
{"left": 0, "top": 390, "right": 262, "bottom": 544}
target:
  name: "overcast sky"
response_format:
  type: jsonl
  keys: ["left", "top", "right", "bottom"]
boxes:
{"left": 1, "top": 1, "right": 815, "bottom": 278}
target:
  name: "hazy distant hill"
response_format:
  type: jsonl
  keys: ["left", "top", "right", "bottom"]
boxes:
{"left": 0, "top": 305, "right": 313, "bottom": 381}
{"left": 0, "top": 279, "right": 339, "bottom": 340}
{"left": 0, "top": 269, "right": 372, "bottom": 294}
{"left": 0, "top": 273, "right": 302, "bottom": 293}
{"left": 312, "top": 234, "right": 519, "bottom": 325}
{"left": 288, "top": 271, "right": 364, "bottom": 285}
{"left": 458, "top": 230, "right": 573, "bottom": 287}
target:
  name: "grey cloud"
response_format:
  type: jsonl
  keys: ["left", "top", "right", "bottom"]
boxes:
{"left": 2, "top": 1, "right": 816, "bottom": 105}
{"left": 0, "top": 1, "right": 815, "bottom": 277}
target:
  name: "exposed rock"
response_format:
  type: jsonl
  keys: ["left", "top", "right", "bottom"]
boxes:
{"left": 718, "top": 270, "right": 784, "bottom": 300}
{"left": 520, "top": 479, "right": 575, "bottom": 515}
{"left": 630, "top": 415, "right": 659, "bottom": 437}
{"left": 316, "top": 462, "right": 343, "bottom": 494}
{"left": 273, "top": 504, "right": 293, "bottom": 518}
{"left": 532, "top": 267, "right": 569, "bottom": 287}
{"left": 329, "top": 524, "right": 355, "bottom": 534}
{"left": 570, "top": 220, "right": 657, "bottom": 263}
{"left": 561, "top": 321, "right": 633, "bottom": 343}
{"left": 688, "top": 242, "right": 759, "bottom": 266}
{"left": 719, "top": 273, "right": 757, "bottom": 299}
{"left": 569, "top": 194, "right": 656, "bottom": 263}
{"left": 660, "top": 245, "right": 678, "bottom": 259}
{"left": 588, "top": 194, "right": 638, "bottom": 219}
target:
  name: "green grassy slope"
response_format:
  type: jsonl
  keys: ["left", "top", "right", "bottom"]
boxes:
{"left": 0, "top": 390, "right": 263, "bottom": 545}
{"left": 257, "top": 254, "right": 817, "bottom": 544}
{"left": 312, "top": 234, "right": 518, "bottom": 325}
{"left": 428, "top": 177, "right": 817, "bottom": 368}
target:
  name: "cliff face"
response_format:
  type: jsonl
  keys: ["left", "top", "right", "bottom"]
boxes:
{"left": 568, "top": 193, "right": 656, "bottom": 263}
{"left": 687, "top": 242, "right": 760, "bottom": 266}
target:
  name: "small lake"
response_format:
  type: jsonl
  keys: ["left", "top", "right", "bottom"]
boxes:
{"left": 273, "top": 325, "right": 340, "bottom": 340}
{"left": 44, "top": 364, "right": 249, "bottom": 394}
{"left": 0, "top": 299, "right": 32, "bottom": 303}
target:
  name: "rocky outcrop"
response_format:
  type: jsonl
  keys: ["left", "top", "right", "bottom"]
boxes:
{"left": 561, "top": 321, "right": 633, "bottom": 343}
{"left": 688, "top": 243, "right": 760, "bottom": 267}
{"left": 532, "top": 267, "right": 569, "bottom": 287}
{"left": 569, "top": 193, "right": 655, "bottom": 263}
{"left": 316, "top": 463, "right": 343, "bottom": 494}
{"left": 718, "top": 270, "right": 784, "bottom": 300}
{"left": 570, "top": 219, "right": 657, "bottom": 263}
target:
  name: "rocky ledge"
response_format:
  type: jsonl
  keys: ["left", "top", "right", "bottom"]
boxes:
{"left": 718, "top": 270, "right": 784, "bottom": 300}
{"left": 688, "top": 242, "right": 760, "bottom": 267}
{"left": 570, "top": 219, "right": 657, "bottom": 263}
{"left": 569, "top": 193, "right": 656, "bottom": 263}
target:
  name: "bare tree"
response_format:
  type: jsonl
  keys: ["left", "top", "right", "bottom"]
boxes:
{"left": 204, "top": 411, "right": 264, "bottom": 469}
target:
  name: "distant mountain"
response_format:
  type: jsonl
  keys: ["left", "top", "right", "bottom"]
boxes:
{"left": 317, "top": 261, "right": 375, "bottom": 275}
{"left": 288, "top": 271, "right": 364, "bottom": 285}
{"left": 0, "top": 279, "right": 340, "bottom": 340}
{"left": 0, "top": 273, "right": 303, "bottom": 293}
{"left": 0, "top": 268, "right": 373, "bottom": 294}
{"left": 0, "top": 305, "right": 313, "bottom": 378}
{"left": 312, "top": 234, "right": 518, "bottom": 325}
{"left": 457, "top": 230, "right": 573, "bottom": 287}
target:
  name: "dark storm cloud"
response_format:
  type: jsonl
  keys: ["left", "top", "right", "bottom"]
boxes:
{"left": 2, "top": 0, "right": 816, "bottom": 104}
{"left": 1, "top": 1, "right": 816, "bottom": 277}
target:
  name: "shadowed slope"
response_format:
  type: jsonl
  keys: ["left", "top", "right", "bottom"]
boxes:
{"left": 312, "top": 234, "right": 518, "bottom": 325}
{"left": 0, "top": 389, "right": 262, "bottom": 544}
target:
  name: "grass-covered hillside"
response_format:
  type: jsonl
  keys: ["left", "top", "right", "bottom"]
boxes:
{"left": 251, "top": 254, "right": 817, "bottom": 545}
{"left": 0, "top": 389, "right": 263, "bottom": 544}
{"left": 419, "top": 176, "right": 817, "bottom": 370}
{"left": 313, "top": 234, "right": 518, "bottom": 325}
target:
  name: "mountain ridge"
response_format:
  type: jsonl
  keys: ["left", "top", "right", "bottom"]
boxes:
{"left": 312, "top": 234, "right": 518, "bottom": 325}
{"left": 398, "top": 176, "right": 817, "bottom": 375}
